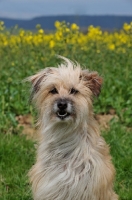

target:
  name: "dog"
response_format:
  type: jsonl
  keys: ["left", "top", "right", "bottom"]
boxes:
{"left": 27, "top": 56, "right": 118, "bottom": 200}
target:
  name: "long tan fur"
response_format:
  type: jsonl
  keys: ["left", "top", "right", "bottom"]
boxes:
{"left": 27, "top": 56, "right": 118, "bottom": 200}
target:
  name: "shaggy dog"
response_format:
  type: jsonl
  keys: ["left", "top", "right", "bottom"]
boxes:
{"left": 27, "top": 56, "right": 118, "bottom": 200}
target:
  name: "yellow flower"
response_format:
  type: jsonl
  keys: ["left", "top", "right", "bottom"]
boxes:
{"left": 49, "top": 40, "right": 55, "bottom": 48}
{"left": 71, "top": 23, "right": 79, "bottom": 31}
{"left": 0, "top": 21, "right": 132, "bottom": 52}
{"left": 55, "top": 33, "right": 61, "bottom": 41}
{"left": 65, "top": 28, "right": 70, "bottom": 32}
{"left": 36, "top": 24, "right": 41, "bottom": 29}
{"left": 123, "top": 23, "right": 131, "bottom": 32}
{"left": 19, "top": 30, "right": 25, "bottom": 37}
{"left": 108, "top": 44, "right": 115, "bottom": 50}
{"left": 54, "top": 21, "right": 61, "bottom": 29}
{"left": 0, "top": 21, "right": 4, "bottom": 25}
{"left": 4, "top": 40, "right": 8, "bottom": 46}
{"left": 38, "top": 29, "right": 44, "bottom": 34}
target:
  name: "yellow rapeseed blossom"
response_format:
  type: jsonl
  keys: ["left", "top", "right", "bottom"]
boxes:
{"left": 123, "top": 23, "right": 131, "bottom": 32}
{"left": 0, "top": 21, "right": 4, "bottom": 25}
{"left": 71, "top": 23, "right": 79, "bottom": 31}
{"left": 38, "top": 29, "right": 44, "bottom": 34}
{"left": 19, "top": 30, "right": 25, "bottom": 37}
{"left": 0, "top": 20, "right": 132, "bottom": 52}
{"left": 55, "top": 21, "right": 61, "bottom": 29}
{"left": 49, "top": 40, "right": 55, "bottom": 48}
{"left": 0, "top": 21, "right": 5, "bottom": 31}
{"left": 36, "top": 24, "right": 41, "bottom": 29}
{"left": 108, "top": 44, "right": 115, "bottom": 50}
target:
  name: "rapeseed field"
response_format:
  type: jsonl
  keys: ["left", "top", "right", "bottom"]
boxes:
{"left": 0, "top": 21, "right": 132, "bottom": 199}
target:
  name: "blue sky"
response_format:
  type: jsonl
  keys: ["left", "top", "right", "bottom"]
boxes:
{"left": 0, "top": 0, "right": 132, "bottom": 19}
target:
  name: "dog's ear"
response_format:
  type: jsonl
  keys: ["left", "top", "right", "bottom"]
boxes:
{"left": 28, "top": 72, "right": 45, "bottom": 94}
{"left": 81, "top": 70, "right": 103, "bottom": 97}
{"left": 26, "top": 68, "right": 52, "bottom": 97}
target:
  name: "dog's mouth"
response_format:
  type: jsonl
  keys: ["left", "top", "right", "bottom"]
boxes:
{"left": 56, "top": 111, "right": 71, "bottom": 120}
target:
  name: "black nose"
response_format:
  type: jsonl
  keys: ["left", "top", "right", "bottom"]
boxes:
{"left": 57, "top": 99, "right": 67, "bottom": 110}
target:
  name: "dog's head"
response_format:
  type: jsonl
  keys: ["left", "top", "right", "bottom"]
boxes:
{"left": 27, "top": 56, "right": 102, "bottom": 126}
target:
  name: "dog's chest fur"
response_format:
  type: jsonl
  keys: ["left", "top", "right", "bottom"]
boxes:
{"left": 30, "top": 125, "right": 114, "bottom": 200}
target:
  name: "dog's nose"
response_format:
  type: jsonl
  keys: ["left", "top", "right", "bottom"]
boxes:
{"left": 57, "top": 99, "right": 67, "bottom": 110}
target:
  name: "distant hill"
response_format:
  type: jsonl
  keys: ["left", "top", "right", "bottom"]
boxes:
{"left": 0, "top": 15, "right": 132, "bottom": 30}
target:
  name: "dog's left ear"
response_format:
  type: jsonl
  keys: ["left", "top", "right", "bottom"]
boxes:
{"left": 82, "top": 70, "right": 103, "bottom": 97}
{"left": 26, "top": 68, "right": 52, "bottom": 96}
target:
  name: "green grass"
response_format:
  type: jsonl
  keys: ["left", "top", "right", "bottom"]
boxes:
{"left": 0, "top": 134, "right": 35, "bottom": 200}
{"left": 103, "top": 121, "right": 132, "bottom": 199}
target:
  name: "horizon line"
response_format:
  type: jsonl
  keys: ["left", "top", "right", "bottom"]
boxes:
{"left": 0, "top": 14, "right": 132, "bottom": 21}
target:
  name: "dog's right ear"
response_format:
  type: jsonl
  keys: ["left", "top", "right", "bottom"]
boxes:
{"left": 25, "top": 68, "right": 52, "bottom": 98}
{"left": 81, "top": 70, "right": 103, "bottom": 97}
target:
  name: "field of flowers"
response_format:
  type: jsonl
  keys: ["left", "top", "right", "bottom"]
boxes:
{"left": 0, "top": 21, "right": 132, "bottom": 199}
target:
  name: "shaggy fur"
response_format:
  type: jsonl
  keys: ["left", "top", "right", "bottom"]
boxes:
{"left": 27, "top": 56, "right": 118, "bottom": 200}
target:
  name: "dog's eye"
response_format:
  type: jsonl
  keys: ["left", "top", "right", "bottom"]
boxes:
{"left": 50, "top": 88, "right": 58, "bottom": 94}
{"left": 70, "top": 88, "right": 78, "bottom": 95}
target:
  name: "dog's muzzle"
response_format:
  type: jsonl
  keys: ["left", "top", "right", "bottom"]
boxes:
{"left": 54, "top": 99, "right": 73, "bottom": 120}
